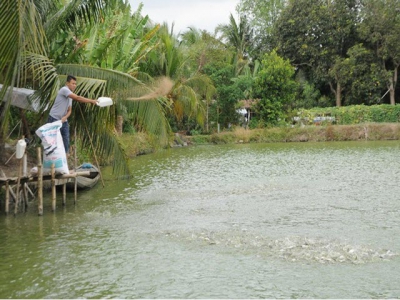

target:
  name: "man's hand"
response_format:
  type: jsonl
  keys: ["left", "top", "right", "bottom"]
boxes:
{"left": 61, "top": 116, "right": 68, "bottom": 123}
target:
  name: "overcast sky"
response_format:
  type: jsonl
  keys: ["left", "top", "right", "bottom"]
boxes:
{"left": 128, "top": 0, "right": 240, "bottom": 34}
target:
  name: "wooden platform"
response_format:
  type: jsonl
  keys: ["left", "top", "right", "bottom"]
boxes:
{"left": 0, "top": 170, "right": 90, "bottom": 186}
{"left": 0, "top": 169, "right": 91, "bottom": 216}
{"left": 0, "top": 146, "right": 97, "bottom": 216}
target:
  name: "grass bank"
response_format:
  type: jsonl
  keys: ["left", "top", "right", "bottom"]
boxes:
{"left": 187, "top": 123, "right": 400, "bottom": 145}
{"left": 118, "top": 123, "right": 400, "bottom": 158}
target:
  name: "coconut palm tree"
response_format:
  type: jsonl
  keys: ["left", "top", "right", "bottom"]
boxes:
{"left": 58, "top": 2, "right": 171, "bottom": 144}
{"left": 140, "top": 24, "right": 217, "bottom": 132}
{"left": 216, "top": 13, "right": 252, "bottom": 75}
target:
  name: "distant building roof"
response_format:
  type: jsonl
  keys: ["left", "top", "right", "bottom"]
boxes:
{"left": 238, "top": 99, "right": 260, "bottom": 109}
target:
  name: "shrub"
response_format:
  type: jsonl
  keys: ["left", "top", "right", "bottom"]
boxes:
{"left": 296, "top": 104, "right": 400, "bottom": 125}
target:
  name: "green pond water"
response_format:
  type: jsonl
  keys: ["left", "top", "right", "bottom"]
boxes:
{"left": 1, "top": 141, "right": 400, "bottom": 298}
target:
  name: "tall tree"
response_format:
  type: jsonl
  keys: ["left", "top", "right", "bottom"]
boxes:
{"left": 273, "top": 0, "right": 361, "bottom": 106}
{"left": 238, "top": 0, "right": 287, "bottom": 59}
{"left": 216, "top": 13, "right": 252, "bottom": 76}
{"left": 358, "top": 0, "right": 400, "bottom": 105}
{"left": 333, "top": 44, "right": 387, "bottom": 105}
{"left": 62, "top": 2, "right": 170, "bottom": 142}
{"left": 253, "top": 50, "right": 297, "bottom": 126}
{"left": 180, "top": 28, "right": 236, "bottom": 132}
{"left": 141, "top": 24, "right": 216, "bottom": 132}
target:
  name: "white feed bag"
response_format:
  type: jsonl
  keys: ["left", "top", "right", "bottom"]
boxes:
{"left": 97, "top": 97, "right": 113, "bottom": 107}
{"left": 35, "top": 120, "right": 69, "bottom": 174}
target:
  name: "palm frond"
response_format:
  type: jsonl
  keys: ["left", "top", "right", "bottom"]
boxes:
{"left": 56, "top": 64, "right": 142, "bottom": 97}
{"left": 75, "top": 104, "right": 130, "bottom": 175}
{"left": 23, "top": 52, "right": 59, "bottom": 105}
{"left": 44, "top": 0, "right": 106, "bottom": 39}
{"left": 0, "top": 0, "right": 47, "bottom": 136}
{"left": 121, "top": 99, "right": 171, "bottom": 145}
{"left": 69, "top": 76, "right": 107, "bottom": 98}
{"left": 57, "top": 65, "right": 172, "bottom": 157}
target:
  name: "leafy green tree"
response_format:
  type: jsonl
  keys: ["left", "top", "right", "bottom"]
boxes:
{"left": 238, "top": 0, "right": 287, "bottom": 59}
{"left": 179, "top": 28, "right": 231, "bottom": 74}
{"left": 335, "top": 44, "right": 386, "bottom": 105}
{"left": 358, "top": 0, "right": 400, "bottom": 105}
{"left": 295, "top": 75, "right": 322, "bottom": 109}
{"left": 180, "top": 28, "right": 234, "bottom": 132}
{"left": 253, "top": 51, "right": 297, "bottom": 126}
{"left": 232, "top": 60, "right": 260, "bottom": 101}
{"left": 273, "top": 0, "right": 360, "bottom": 106}
{"left": 204, "top": 64, "right": 240, "bottom": 129}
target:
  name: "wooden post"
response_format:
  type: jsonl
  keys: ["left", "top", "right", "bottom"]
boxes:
{"left": 5, "top": 182, "right": 10, "bottom": 215}
{"left": 23, "top": 153, "right": 28, "bottom": 210}
{"left": 62, "top": 183, "right": 66, "bottom": 206}
{"left": 14, "top": 158, "right": 23, "bottom": 216}
{"left": 22, "top": 187, "right": 28, "bottom": 213}
{"left": 51, "top": 163, "right": 56, "bottom": 212}
{"left": 8, "top": 186, "right": 17, "bottom": 203}
{"left": 74, "top": 127, "right": 77, "bottom": 204}
{"left": 37, "top": 147, "right": 43, "bottom": 216}
{"left": 26, "top": 185, "right": 35, "bottom": 200}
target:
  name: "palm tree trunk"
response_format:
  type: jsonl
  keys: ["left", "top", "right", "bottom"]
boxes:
{"left": 116, "top": 115, "right": 123, "bottom": 135}
{"left": 19, "top": 109, "right": 31, "bottom": 139}
{"left": 389, "top": 67, "right": 398, "bottom": 105}
{"left": 0, "top": 138, "right": 5, "bottom": 164}
{"left": 336, "top": 82, "right": 342, "bottom": 107}
{"left": 206, "top": 102, "right": 209, "bottom": 133}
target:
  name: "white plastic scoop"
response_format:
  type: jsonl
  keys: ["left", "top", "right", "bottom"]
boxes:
{"left": 97, "top": 97, "right": 113, "bottom": 107}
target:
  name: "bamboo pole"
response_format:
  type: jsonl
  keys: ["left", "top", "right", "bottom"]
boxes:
{"left": 14, "top": 157, "right": 23, "bottom": 216}
{"left": 51, "top": 164, "right": 56, "bottom": 212}
{"left": 26, "top": 185, "right": 35, "bottom": 199}
{"left": 74, "top": 126, "right": 77, "bottom": 204}
{"left": 23, "top": 153, "right": 28, "bottom": 211}
{"left": 8, "top": 186, "right": 17, "bottom": 202}
{"left": 37, "top": 147, "right": 43, "bottom": 216}
{"left": 5, "top": 181, "right": 9, "bottom": 215}
{"left": 62, "top": 183, "right": 66, "bottom": 206}
{"left": 23, "top": 188, "right": 28, "bottom": 213}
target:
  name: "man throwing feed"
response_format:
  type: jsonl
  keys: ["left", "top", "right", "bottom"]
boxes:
{"left": 47, "top": 75, "right": 98, "bottom": 155}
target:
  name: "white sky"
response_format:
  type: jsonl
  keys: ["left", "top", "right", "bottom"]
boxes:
{"left": 128, "top": 0, "right": 240, "bottom": 34}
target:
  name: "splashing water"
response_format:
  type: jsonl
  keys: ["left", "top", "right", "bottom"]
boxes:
{"left": 163, "top": 230, "right": 398, "bottom": 265}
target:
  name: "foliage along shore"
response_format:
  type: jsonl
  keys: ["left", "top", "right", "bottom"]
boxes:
{"left": 120, "top": 123, "right": 400, "bottom": 158}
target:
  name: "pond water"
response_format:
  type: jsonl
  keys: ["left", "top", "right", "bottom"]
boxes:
{"left": 1, "top": 141, "right": 400, "bottom": 298}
